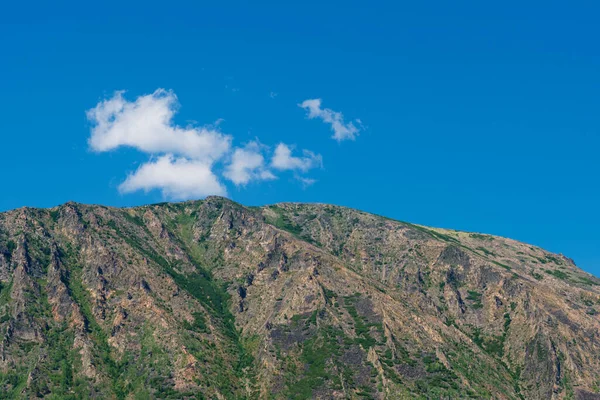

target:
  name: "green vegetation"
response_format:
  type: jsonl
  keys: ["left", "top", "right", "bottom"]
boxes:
{"left": 579, "top": 276, "right": 600, "bottom": 286}
{"left": 161, "top": 264, "right": 254, "bottom": 387}
{"left": 60, "top": 256, "right": 130, "bottom": 398}
{"left": 0, "top": 280, "right": 10, "bottom": 307}
{"left": 286, "top": 325, "right": 344, "bottom": 399}
{"left": 405, "top": 223, "right": 461, "bottom": 244}
{"left": 49, "top": 209, "right": 61, "bottom": 223}
{"left": 466, "top": 290, "right": 483, "bottom": 309}
{"left": 492, "top": 260, "right": 512, "bottom": 271}
{"left": 469, "top": 234, "right": 494, "bottom": 241}
{"left": 320, "top": 284, "right": 337, "bottom": 305}
{"left": 278, "top": 313, "right": 381, "bottom": 399}
{"left": 1, "top": 198, "right": 598, "bottom": 400}
{"left": 545, "top": 269, "right": 569, "bottom": 280}
{"left": 182, "top": 311, "right": 209, "bottom": 333}
{"left": 4, "top": 239, "right": 16, "bottom": 262}
{"left": 265, "top": 206, "right": 321, "bottom": 247}
{"left": 414, "top": 353, "right": 461, "bottom": 397}
{"left": 531, "top": 271, "right": 544, "bottom": 280}
{"left": 343, "top": 294, "right": 383, "bottom": 348}
{"left": 467, "top": 312, "right": 511, "bottom": 361}
{"left": 476, "top": 246, "right": 496, "bottom": 257}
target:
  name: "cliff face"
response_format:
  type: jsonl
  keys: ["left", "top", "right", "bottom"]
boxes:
{"left": 0, "top": 197, "right": 599, "bottom": 399}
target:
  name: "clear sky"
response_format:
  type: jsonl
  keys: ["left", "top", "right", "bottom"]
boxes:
{"left": 1, "top": 1, "right": 599, "bottom": 274}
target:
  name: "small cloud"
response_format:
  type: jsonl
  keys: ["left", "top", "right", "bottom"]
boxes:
{"left": 210, "top": 118, "right": 225, "bottom": 128}
{"left": 269, "top": 92, "right": 278, "bottom": 99}
{"left": 223, "top": 141, "right": 276, "bottom": 186}
{"left": 271, "top": 143, "right": 322, "bottom": 172}
{"left": 87, "top": 89, "right": 231, "bottom": 161}
{"left": 299, "top": 98, "right": 361, "bottom": 142}
{"left": 119, "top": 155, "right": 227, "bottom": 200}
{"left": 296, "top": 176, "right": 316, "bottom": 188}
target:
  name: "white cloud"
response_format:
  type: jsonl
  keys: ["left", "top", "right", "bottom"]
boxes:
{"left": 119, "top": 155, "right": 227, "bottom": 200}
{"left": 223, "top": 141, "right": 276, "bottom": 186}
{"left": 271, "top": 143, "right": 322, "bottom": 172}
{"left": 296, "top": 176, "right": 316, "bottom": 188}
{"left": 87, "top": 89, "right": 324, "bottom": 200}
{"left": 299, "top": 98, "right": 360, "bottom": 142}
{"left": 87, "top": 89, "right": 232, "bottom": 200}
{"left": 87, "top": 89, "right": 231, "bottom": 161}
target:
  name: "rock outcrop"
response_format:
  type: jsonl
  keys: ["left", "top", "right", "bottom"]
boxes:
{"left": 0, "top": 197, "right": 598, "bottom": 399}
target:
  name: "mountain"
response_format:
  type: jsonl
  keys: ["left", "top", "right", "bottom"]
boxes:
{"left": 0, "top": 197, "right": 599, "bottom": 399}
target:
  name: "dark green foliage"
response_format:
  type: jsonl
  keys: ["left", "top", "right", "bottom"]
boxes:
{"left": 531, "top": 271, "right": 544, "bottom": 280}
{"left": 267, "top": 206, "right": 303, "bottom": 236}
{"left": 278, "top": 317, "right": 377, "bottom": 400}
{"left": 121, "top": 211, "right": 146, "bottom": 228}
{"left": 406, "top": 223, "right": 460, "bottom": 244}
{"left": 44, "top": 324, "right": 76, "bottom": 398}
{"left": 106, "top": 218, "right": 171, "bottom": 270}
{"left": 61, "top": 262, "right": 129, "bottom": 398}
{"left": 545, "top": 269, "right": 569, "bottom": 280}
{"left": 320, "top": 284, "right": 337, "bottom": 305}
{"left": 183, "top": 311, "right": 209, "bottom": 333}
{"left": 413, "top": 352, "right": 461, "bottom": 397}
{"left": 0, "top": 369, "right": 27, "bottom": 399}
{"left": 286, "top": 326, "right": 343, "bottom": 399}
{"left": 49, "top": 209, "right": 60, "bottom": 223}
{"left": 469, "top": 234, "right": 494, "bottom": 241}
{"left": 476, "top": 246, "right": 496, "bottom": 257}
{"left": 579, "top": 276, "right": 600, "bottom": 286}
{"left": 543, "top": 255, "right": 563, "bottom": 265}
{"left": 467, "top": 314, "right": 511, "bottom": 360}
{"left": 4, "top": 240, "right": 16, "bottom": 262}
{"left": 0, "top": 280, "right": 12, "bottom": 308}
{"left": 159, "top": 260, "right": 254, "bottom": 395}
{"left": 503, "top": 312, "right": 512, "bottom": 332}
{"left": 343, "top": 295, "right": 383, "bottom": 349}
{"left": 483, "top": 336, "right": 504, "bottom": 357}
{"left": 466, "top": 290, "right": 483, "bottom": 309}
{"left": 492, "top": 260, "right": 512, "bottom": 271}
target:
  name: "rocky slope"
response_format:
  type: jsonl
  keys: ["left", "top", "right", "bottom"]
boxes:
{"left": 0, "top": 197, "right": 599, "bottom": 399}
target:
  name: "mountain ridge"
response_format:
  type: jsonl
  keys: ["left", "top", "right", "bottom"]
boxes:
{"left": 12, "top": 196, "right": 585, "bottom": 264}
{"left": 0, "top": 196, "right": 599, "bottom": 399}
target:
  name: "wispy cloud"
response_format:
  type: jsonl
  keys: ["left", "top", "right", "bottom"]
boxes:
{"left": 296, "top": 175, "right": 316, "bottom": 188}
{"left": 299, "top": 98, "right": 361, "bottom": 142}
{"left": 271, "top": 143, "right": 322, "bottom": 172}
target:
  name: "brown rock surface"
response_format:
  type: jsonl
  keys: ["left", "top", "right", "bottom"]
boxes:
{"left": 0, "top": 197, "right": 598, "bottom": 399}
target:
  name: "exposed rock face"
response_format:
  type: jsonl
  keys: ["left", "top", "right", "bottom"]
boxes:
{"left": 0, "top": 197, "right": 599, "bottom": 399}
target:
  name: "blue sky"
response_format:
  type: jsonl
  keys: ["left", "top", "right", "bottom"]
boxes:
{"left": 1, "top": 1, "right": 599, "bottom": 274}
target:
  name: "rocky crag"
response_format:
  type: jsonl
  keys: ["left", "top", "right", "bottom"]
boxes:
{"left": 0, "top": 197, "right": 599, "bottom": 399}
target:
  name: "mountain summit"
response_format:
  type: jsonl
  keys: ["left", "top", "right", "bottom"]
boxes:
{"left": 0, "top": 197, "right": 598, "bottom": 399}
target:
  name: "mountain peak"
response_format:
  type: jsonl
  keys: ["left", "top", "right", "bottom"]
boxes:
{"left": 0, "top": 199, "right": 598, "bottom": 399}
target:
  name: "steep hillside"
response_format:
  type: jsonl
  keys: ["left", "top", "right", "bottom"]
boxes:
{"left": 0, "top": 197, "right": 599, "bottom": 399}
